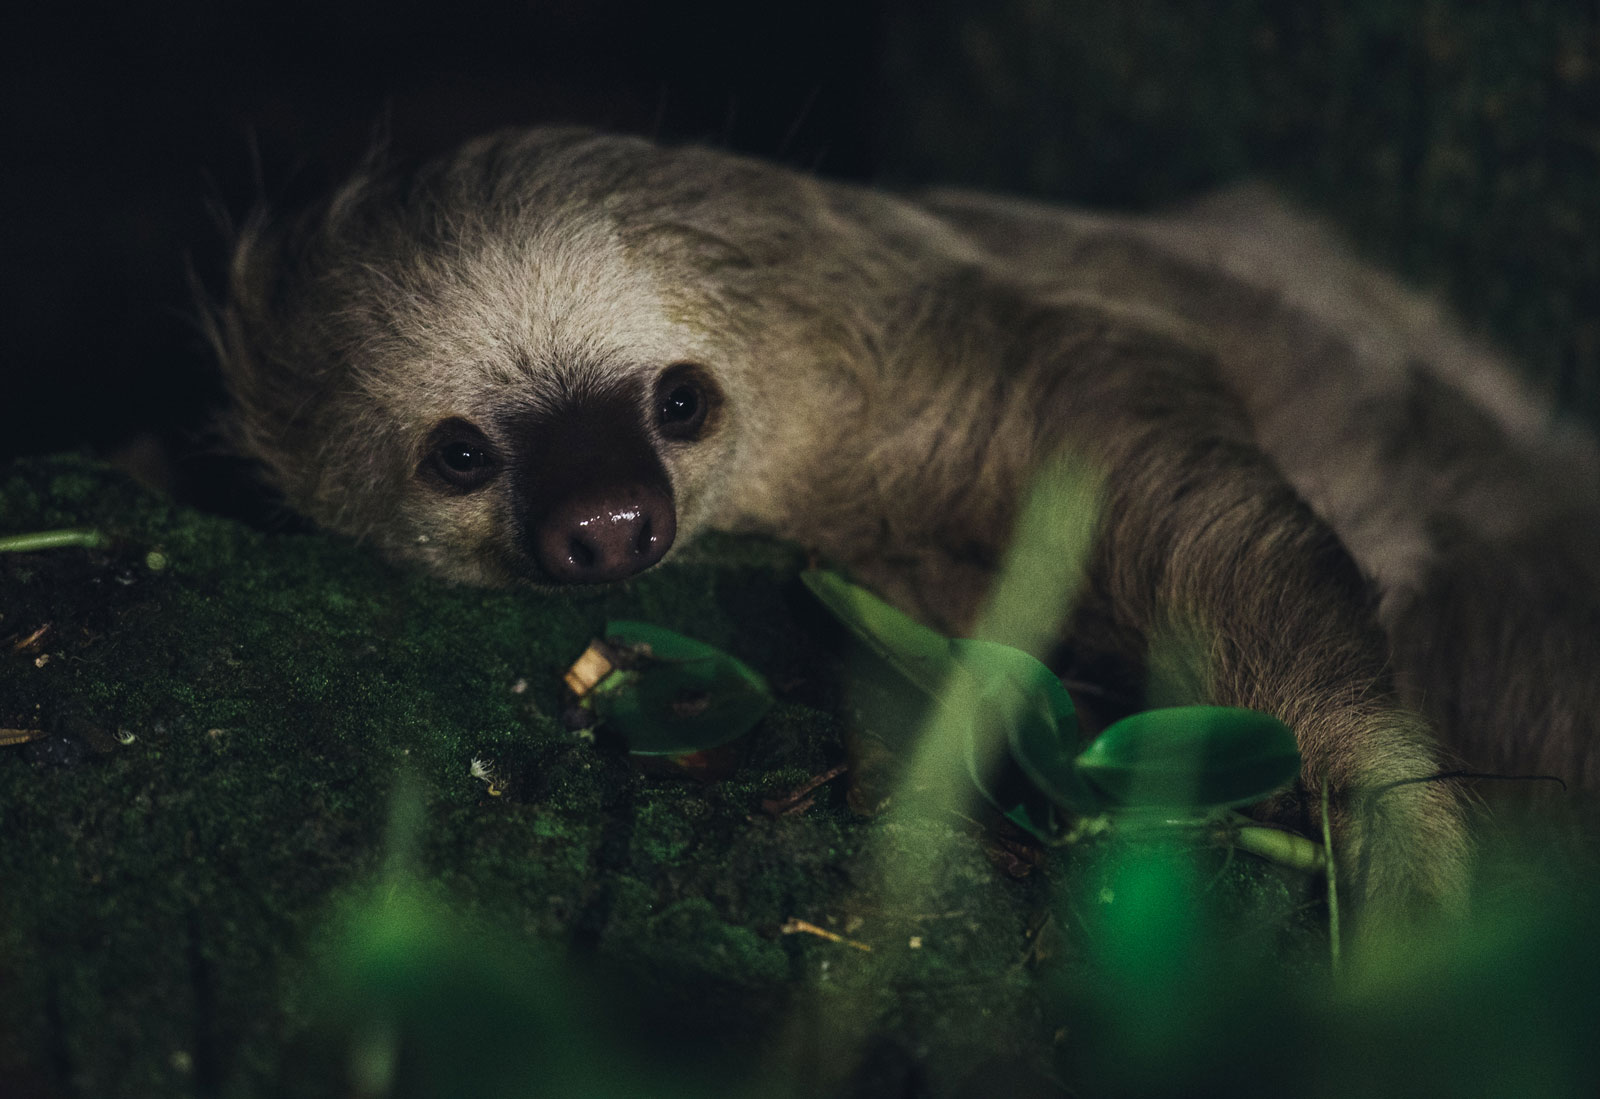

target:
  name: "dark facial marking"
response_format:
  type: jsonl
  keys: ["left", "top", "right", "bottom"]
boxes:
{"left": 505, "top": 386, "right": 677, "bottom": 584}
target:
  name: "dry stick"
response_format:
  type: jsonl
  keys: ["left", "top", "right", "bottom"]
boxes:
{"left": 780, "top": 919, "right": 872, "bottom": 952}
{"left": 0, "top": 728, "right": 48, "bottom": 747}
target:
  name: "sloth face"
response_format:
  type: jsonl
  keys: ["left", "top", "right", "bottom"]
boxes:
{"left": 217, "top": 129, "right": 759, "bottom": 589}
{"left": 410, "top": 360, "right": 725, "bottom": 585}
{"left": 308, "top": 293, "right": 737, "bottom": 590}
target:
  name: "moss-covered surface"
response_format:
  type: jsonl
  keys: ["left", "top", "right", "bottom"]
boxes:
{"left": 0, "top": 456, "right": 1110, "bottom": 1096}
{"left": 6, "top": 456, "right": 1600, "bottom": 1097}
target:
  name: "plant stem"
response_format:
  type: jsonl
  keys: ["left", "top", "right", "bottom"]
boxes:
{"left": 1232, "top": 824, "right": 1327, "bottom": 874}
{"left": 1322, "top": 783, "right": 1341, "bottom": 975}
{"left": 0, "top": 528, "right": 109, "bottom": 553}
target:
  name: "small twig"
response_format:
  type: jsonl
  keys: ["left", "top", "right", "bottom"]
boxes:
{"left": 11, "top": 623, "right": 52, "bottom": 653}
{"left": 780, "top": 918, "right": 872, "bottom": 952}
{"left": 762, "top": 762, "right": 848, "bottom": 816}
{"left": 1, "top": 728, "right": 48, "bottom": 748}
{"left": 0, "top": 528, "right": 109, "bottom": 553}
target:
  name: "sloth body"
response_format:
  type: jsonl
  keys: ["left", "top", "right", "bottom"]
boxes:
{"left": 220, "top": 128, "right": 1600, "bottom": 921}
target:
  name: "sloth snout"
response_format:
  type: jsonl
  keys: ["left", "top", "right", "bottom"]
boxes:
{"left": 534, "top": 486, "right": 676, "bottom": 583}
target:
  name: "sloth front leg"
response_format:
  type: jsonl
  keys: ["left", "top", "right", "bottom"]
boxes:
{"left": 1053, "top": 422, "right": 1471, "bottom": 931}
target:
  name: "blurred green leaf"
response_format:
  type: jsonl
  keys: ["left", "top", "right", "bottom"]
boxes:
{"left": 1078, "top": 706, "right": 1300, "bottom": 810}
{"left": 305, "top": 779, "right": 690, "bottom": 1099}
{"left": 803, "top": 572, "right": 1305, "bottom": 829}
{"left": 800, "top": 570, "right": 957, "bottom": 695}
{"left": 949, "top": 639, "right": 1101, "bottom": 833}
{"left": 945, "top": 655, "right": 1059, "bottom": 838}
{"left": 592, "top": 620, "right": 773, "bottom": 756}
{"left": 318, "top": 881, "right": 697, "bottom": 1099}
{"left": 971, "top": 453, "right": 1102, "bottom": 660}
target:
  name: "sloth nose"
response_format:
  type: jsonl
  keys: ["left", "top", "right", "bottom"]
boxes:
{"left": 534, "top": 486, "right": 676, "bottom": 583}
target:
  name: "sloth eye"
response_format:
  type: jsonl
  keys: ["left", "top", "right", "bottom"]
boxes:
{"left": 655, "top": 364, "right": 716, "bottom": 441}
{"left": 661, "top": 385, "right": 699, "bottom": 424}
{"left": 423, "top": 420, "right": 500, "bottom": 492}
{"left": 440, "top": 442, "right": 489, "bottom": 473}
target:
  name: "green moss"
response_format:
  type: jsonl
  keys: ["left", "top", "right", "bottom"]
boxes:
{"left": 0, "top": 455, "right": 1057, "bottom": 1096}
{"left": 644, "top": 898, "right": 792, "bottom": 987}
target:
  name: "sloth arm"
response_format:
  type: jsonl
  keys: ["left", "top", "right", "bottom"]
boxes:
{"left": 1017, "top": 315, "right": 1472, "bottom": 922}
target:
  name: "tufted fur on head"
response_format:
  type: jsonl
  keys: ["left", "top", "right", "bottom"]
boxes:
{"left": 215, "top": 126, "right": 1600, "bottom": 927}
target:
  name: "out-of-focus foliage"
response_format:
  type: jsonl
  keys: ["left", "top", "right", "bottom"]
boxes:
{"left": 4, "top": 417, "right": 1600, "bottom": 1099}
{"left": 806, "top": 570, "right": 1303, "bottom": 827}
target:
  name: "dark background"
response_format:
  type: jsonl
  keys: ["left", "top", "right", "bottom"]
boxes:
{"left": 4, "top": 1, "right": 1597, "bottom": 505}
{"left": 1, "top": 0, "right": 889, "bottom": 501}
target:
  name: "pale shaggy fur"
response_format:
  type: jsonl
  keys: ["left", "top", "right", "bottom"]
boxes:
{"left": 216, "top": 127, "right": 1600, "bottom": 925}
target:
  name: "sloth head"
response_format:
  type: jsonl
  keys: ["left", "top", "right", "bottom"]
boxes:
{"left": 212, "top": 127, "right": 846, "bottom": 587}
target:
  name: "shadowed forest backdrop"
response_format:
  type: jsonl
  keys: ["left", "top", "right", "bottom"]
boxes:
{"left": 3, "top": 1, "right": 1596, "bottom": 491}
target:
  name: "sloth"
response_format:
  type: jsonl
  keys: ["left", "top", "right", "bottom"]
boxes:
{"left": 214, "top": 126, "right": 1600, "bottom": 926}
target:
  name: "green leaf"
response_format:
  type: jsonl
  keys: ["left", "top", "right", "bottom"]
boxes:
{"left": 948, "top": 640, "right": 1102, "bottom": 829}
{"left": 942, "top": 655, "right": 1058, "bottom": 838}
{"left": 799, "top": 571, "right": 1300, "bottom": 822}
{"left": 803, "top": 572, "right": 1106, "bottom": 832}
{"left": 591, "top": 621, "right": 773, "bottom": 756}
{"left": 801, "top": 570, "right": 957, "bottom": 696}
{"left": 1076, "top": 706, "right": 1300, "bottom": 810}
